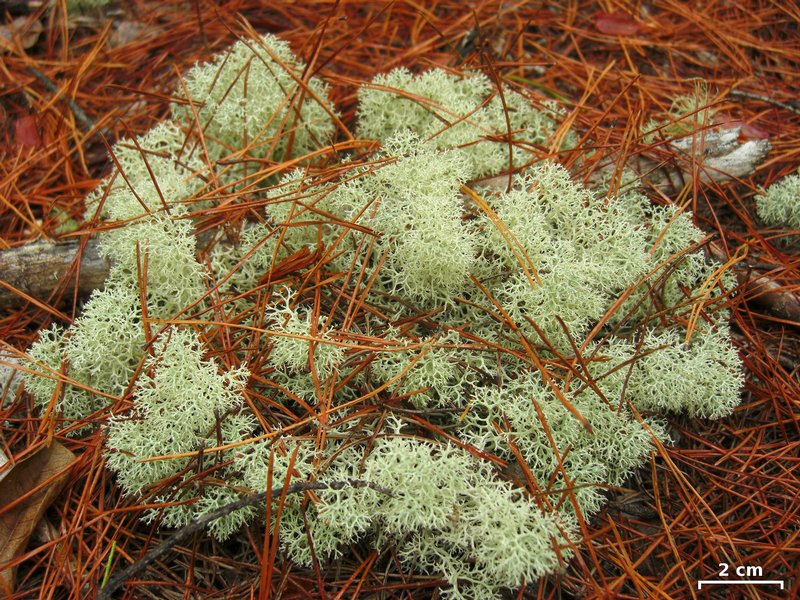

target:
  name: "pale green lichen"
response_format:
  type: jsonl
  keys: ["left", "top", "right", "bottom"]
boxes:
{"left": 625, "top": 325, "right": 744, "bottom": 418}
{"left": 372, "top": 330, "right": 472, "bottom": 409}
{"left": 22, "top": 286, "right": 146, "bottom": 428}
{"left": 173, "top": 34, "right": 336, "bottom": 170}
{"left": 469, "top": 161, "right": 650, "bottom": 348}
{"left": 340, "top": 133, "right": 477, "bottom": 304}
{"left": 644, "top": 80, "right": 715, "bottom": 142}
{"left": 756, "top": 170, "right": 800, "bottom": 230}
{"left": 265, "top": 288, "right": 345, "bottom": 382}
{"left": 99, "top": 216, "right": 207, "bottom": 315}
{"left": 85, "top": 121, "right": 206, "bottom": 222}
{"left": 64, "top": 0, "right": 110, "bottom": 12}
{"left": 208, "top": 221, "right": 281, "bottom": 297}
{"left": 358, "top": 67, "right": 574, "bottom": 179}
{"left": 21, "top": 325, "right": 69, "bottom": 415}
{"left": 460, "top": 366, "right": 665, "bottom": 523}
{"left": 105, "top": 327, "right": 252, "bottom": 539}
{"left": 364, "top": 437, "right": 568, "bottom": 599}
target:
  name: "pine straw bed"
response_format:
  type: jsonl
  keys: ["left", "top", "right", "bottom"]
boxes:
{"left": 1, "top": 1, "right": 798, "bottom": 598}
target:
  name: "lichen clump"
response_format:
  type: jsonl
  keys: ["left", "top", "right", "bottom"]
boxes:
{"left": 172, "top": 35, "right": 336, "bottom": 174}
{"left": 22, "top": 33, "right": 743, "bottom": 599}
{"left": 757, "top": 169, "right": 800, "bottom": 230}
{"left": 358, "top": 67, "right": 573, "bottom": 179}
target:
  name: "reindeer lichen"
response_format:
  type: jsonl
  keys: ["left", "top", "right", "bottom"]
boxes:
{"left": 21, "top": 33, "right": 743, "bottom": 599}
{"left": 757, "top": 169, "right": 800, "bottom": 230}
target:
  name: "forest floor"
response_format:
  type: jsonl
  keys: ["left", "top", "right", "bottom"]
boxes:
{"left": 1, "top": 1, "right": 799, "bottom": 598}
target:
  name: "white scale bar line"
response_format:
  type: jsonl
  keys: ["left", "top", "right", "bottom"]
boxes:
{"left": 697, "top": 580, "right": 785, "bottom": 590}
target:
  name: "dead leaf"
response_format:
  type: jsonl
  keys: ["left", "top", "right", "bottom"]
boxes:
{"left": 0, "top": 17, "right": 43, "bottom": 53}
{"left": 14, "top": 115, "right": 41, "bottom": 148}
{"left": 743, "top": 272, "right": 800, "bottom": 322}
{"left": 109, "top": 21, "right": 149, "bottom": 48}
{"left": 716, "top": 114, "right": 771, "bottom": 140}
{"left": 594, "top": 12, "right": 640, "bottom": 36}
{"left": 738, "top": 122, "right": 770, "bottom": 140}
{"left": 0, "top": 443, "right": 76, "bottom": 592}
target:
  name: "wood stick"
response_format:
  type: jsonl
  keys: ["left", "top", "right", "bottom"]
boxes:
{"left": 0, "top": 238, "right": 108, "bottom": 311}
{"left": 96, "top": 479, "right": 393, "bottom": 600}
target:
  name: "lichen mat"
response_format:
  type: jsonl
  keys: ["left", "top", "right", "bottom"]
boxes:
{"left": 21, "top": 33, "right": 743, "bottom": 600}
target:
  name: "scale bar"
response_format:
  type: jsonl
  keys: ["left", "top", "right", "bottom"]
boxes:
{"left": 697, "top": 580, "right": 784, "bottom": 590}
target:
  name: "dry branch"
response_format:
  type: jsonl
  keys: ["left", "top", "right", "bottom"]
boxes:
{"left": 0, "top": 238, "right": 108, "bottom": 310}
{"left": 97, "top": 479, "right": 393, "bottom": 600}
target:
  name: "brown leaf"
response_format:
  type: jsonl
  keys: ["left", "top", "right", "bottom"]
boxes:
{"left": 108, "top": 21, "right": 149, "bottom": 48}
{"left": 0, "top": 16, "right": 43, "bottom": 53}
{"left": 594, "top": 12, "right": 640, "bottom": 36}
{"left": 14, "top": 115, "right": 41, "bottom": 148}
{"left": 0, "top": 443, "right": 76, "bottom": 592}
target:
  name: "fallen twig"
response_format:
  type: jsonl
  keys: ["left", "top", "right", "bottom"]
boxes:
{"left": 0, "top": 238, "right": 107, "bottom": 311}
{"left": 729, "top": 89, "right": 800, "bottom": 117}
{"left": 26, "top": 65, "right": 95, "bottom": 132}
{"left": 96, "top": 479, "right": 393, "bottom": 600}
